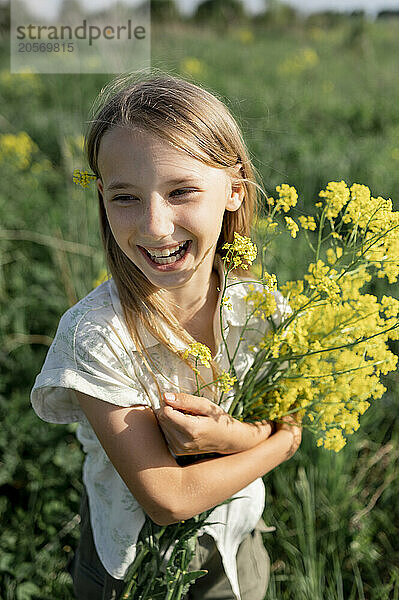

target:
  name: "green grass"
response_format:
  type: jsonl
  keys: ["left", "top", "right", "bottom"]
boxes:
{"left": 0, "top": 16, "right": 398, "bottom": 600}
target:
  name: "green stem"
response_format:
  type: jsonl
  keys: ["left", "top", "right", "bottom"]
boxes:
{"left": 218, "top": 260, "right": 234, "bottom": 367}
{"left": 194, "top": 357, "right": 200, "bottom": 395}
{"left": 303, "top": 228, "right": 316, "bottom": 253}
{"left": 281, "top": 359, "right": 386, "bottom": 381}
{"left": 335, "top": 222, "right": 399, "bottom": 284}
{"left": 122, "top": 546, "right": 149, "bottom": 598}
{"left": 315, "top": 209, "right": 326, "bottom": 262}
{"left": 218, "top": 271, "right": 284, "bottom": 405}
{"left": 140, "top": 559, "right": 159, "bottom": 600}
{"left": 275, "top": 320, "right": 399, "bottom": 363}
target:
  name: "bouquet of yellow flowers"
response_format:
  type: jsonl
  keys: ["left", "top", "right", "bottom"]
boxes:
{"left": 121, "top": 181, "right": 398, "bottom": 598}
{"left": 219, "top": 180, "right": 398, "bottom": 452}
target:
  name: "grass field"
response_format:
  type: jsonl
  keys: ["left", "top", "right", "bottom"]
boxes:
{"left": 0, "top": 15, "right": 398, "bottom": 600}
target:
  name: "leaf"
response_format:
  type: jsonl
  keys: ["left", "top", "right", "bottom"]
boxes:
{"left": 16, "top": 582, "right": 41, "bottom": 600}
{"left": 182, "top": 569, "right": 208, "bottom": 585}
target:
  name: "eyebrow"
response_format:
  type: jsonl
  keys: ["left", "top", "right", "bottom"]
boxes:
{"left": 105, "top": 177, "right": 204, "bottom": 191}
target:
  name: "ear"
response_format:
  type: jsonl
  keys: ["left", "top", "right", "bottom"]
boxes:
{"left": 225, "top": 191, "right": 243, "bottom": 212}
{"left": 225, "top": 163, "right": 245, "bottom": 212}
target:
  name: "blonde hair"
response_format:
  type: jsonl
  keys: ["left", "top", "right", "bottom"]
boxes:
{"left": 85, "top": 70, "right": 265, "bottom": 405}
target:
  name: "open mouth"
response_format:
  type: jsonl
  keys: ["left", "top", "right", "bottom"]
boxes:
{"left": 139, "top": 240, "right": 191, "bottom": 265}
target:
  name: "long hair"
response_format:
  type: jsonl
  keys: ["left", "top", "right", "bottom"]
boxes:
{"left": 85, "top": 70, "right": 266, "bottom": 405}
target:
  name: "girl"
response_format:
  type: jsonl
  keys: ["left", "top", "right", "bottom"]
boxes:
{"left": 31, "top": 71, "right": 301, "bottom": 600}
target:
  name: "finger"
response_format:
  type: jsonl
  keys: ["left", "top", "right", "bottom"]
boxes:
{"left": 163, "top": 392, "right": 222, "bottom": 417}
{"left": 255, "top": 419, "right": 274, "bottom": 429}
{"left": 157, "top": 411, "right": 200, "bottom": 455}
{"left": 260, "top": 421, "right": 274, "bottom": 436}
{"left": 158, "top": 405, "right": 201, "bottom": 433}
{"left": 281, "top": 415, "right": 300, "bottom": 426}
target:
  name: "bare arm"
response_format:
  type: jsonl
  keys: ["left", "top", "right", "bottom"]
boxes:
{"left": 75, "top": 391, "right": 301, "bottom": 526}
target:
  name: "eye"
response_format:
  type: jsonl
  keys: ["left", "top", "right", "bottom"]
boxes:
{"left": 111, "top": 189, "right": 198, "bottom": 203}
{"left": 170, "top": 188, "right": 197, "bottom": 198}
{"left": 112, "top": 195, "right": 136, "bottom": 204}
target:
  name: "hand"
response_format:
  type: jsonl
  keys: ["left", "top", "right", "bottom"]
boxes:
{"left": 274, "top": 415, "right": 302, "bottom": 460}
{"left": 155, "top": 392, "right": 274, "bottom": 456}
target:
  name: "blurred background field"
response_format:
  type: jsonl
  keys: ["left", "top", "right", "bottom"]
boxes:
{"left": 0, "top": 1, "right": 398, "bottom": 598}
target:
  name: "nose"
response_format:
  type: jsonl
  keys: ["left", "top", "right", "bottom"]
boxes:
{"left": 139, "top": 194, "right": 175, "bottom": 240}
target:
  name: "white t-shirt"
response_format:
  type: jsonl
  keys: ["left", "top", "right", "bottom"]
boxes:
{"left": 31, "top": 254, "right": 288, "bottom": 600}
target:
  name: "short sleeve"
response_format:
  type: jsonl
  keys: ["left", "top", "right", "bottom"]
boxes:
{"left": 31, "top": 304, "right": 151, "bottom": 425}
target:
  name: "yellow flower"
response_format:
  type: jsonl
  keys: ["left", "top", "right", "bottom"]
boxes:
{"left": 259, "top": 330, "right": 282, "bottom": 358}
{"left": 343, "top": 187, "right": 399, "bottom": 283}
{"left": 73, "top": 168, "right": 96, "bottom": 188}
{"left": 285, "top": 216, "right": 299, "bottom": 238}
{"left": 220, "top": 181, "right": 399, "bottom": 453}
{"left": 182, "top": 342, "right": 212, "bottom": 368}
{"left": 317, "top": 428, "right": 346, "bottom": 452}
{"left": 275, "top": 184, "right": 298, "bottom": 212}
{"left": 278, "top": 48, "right": 319, "bottom": 76}
{"left": 222, "top": 232, "right": 257, "bottom": 269}
{"left": 298, "top": 215, "right": 317, "bottom": 231}
{"left": 236, "top": 29, "right": 254, "bottom": 44}
{"left": 254, "top": 216, "right": 278, "bottom": 235}
{"left": 319, "top": 180, "right": 350, "bottom": 219}
{"left": 265, "top": 217, "right": 279, "bottom": 231}
{"left": 221, "top": 296, "right": 233, "bottom": 310}
{"left": 0, "top": 131, "right": 37, "bottom": 169}
{"left": 180, "top": 57, "right": 205, "bottom": 76}
{"left": 303, "top": 48, "right": 319, "bottom": 66}
{"left": 342, "top": 183, "right": 373, "bottom": 229}
{"left": 381, "top": 295, "right": 399, "bottom": 318}
{"left": 326, "top": 247, "right": 343, "bottom": 265}
{"left": 245, "top": 283, "right": 277, "bottom": 320}
{"left": 262, "top": 272, "right": 278, "bottom": 291}
{"left": 305, "top": 260, "right": 341, "bottom": 302}
{"left": 280, "top": 280, "right": 307, "bottom": 310}
{"left": 343, "top": 184, "right": 395, "bottom": 236}
{"left": 0, "top": 69, "right": 42, "bottom": 95}
{"left": 217, "top": 372, "right": 237, "bottom": 393}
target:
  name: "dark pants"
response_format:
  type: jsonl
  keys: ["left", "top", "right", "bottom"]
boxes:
{"left": 67, "top": 486, "right": 270, "bottom": 600}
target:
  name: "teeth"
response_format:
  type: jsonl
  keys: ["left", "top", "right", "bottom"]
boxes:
{"left": 152, "top": 255, "right": 178, "bottom": 264}
{"left": 144, "top": 242, "right": 187, "bottom": 258}
{"left": 149, "top": 244, "right": 188, "bottom": 265}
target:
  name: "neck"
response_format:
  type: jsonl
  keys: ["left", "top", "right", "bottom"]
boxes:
{"left": 167, "top": 269, "right": 219, "bottom": 328}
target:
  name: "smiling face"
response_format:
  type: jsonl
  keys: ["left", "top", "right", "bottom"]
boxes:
{"left": 97, "top": 126, "right": 243, "bottom": 301}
